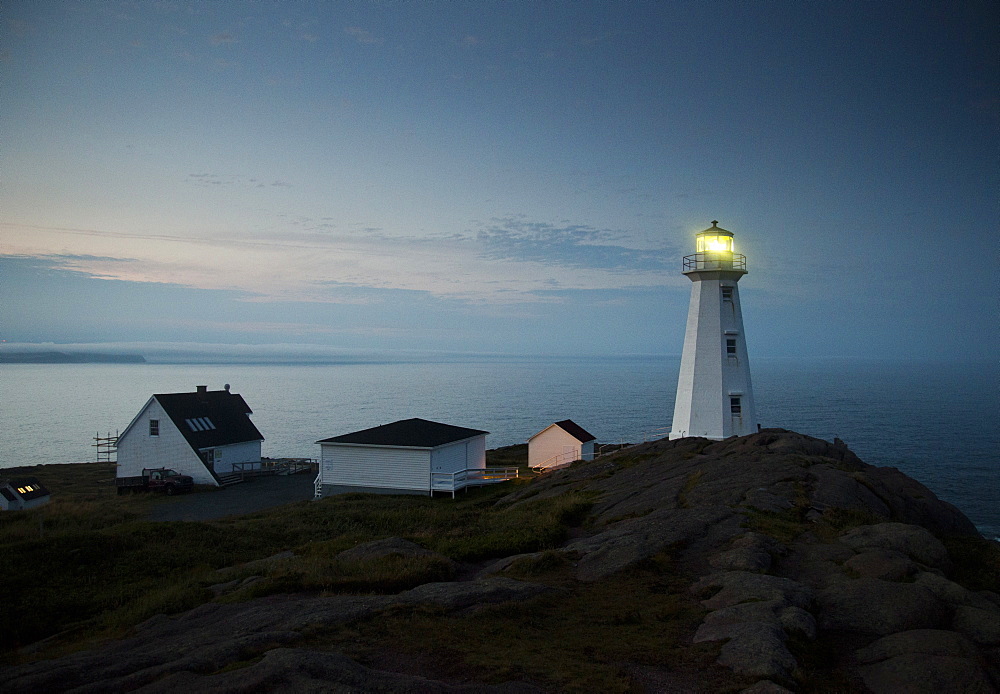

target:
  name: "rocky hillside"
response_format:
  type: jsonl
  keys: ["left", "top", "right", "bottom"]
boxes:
{"left": 6, "top": 430, "right": 998, "bottom": 693}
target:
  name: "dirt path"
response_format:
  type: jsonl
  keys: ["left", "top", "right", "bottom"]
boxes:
{"left": 145, "top": 473, "right": 316, "bottom": 522}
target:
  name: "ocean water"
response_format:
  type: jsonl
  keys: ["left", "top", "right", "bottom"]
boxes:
{"left": 1, "top": 357, "right": 996, "bottom": 538}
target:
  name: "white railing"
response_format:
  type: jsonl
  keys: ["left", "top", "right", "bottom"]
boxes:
{"left": 531, "top": 451, "right": 578, "bottom": 472}
{"left": 642, "top": 427, "right": 671, "bottom": 442}
{"left": 313, "top": 472, "right": 323, "bottom": 500}
{"left": 430, "top": 467, "right": 520, "bottom": 497}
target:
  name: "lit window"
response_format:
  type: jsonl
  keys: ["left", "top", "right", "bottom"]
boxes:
{"left": 721, "top": 286, "right": 734, "bottom": 301}
{"left": 17, "top": 487, "right": 26, "bottom": 494}
{"left": 150, "top": 420, "right": 159, "bottom": 436}
{"left": 731, "top": 397, "right": 742, "bottom": 415}
{"left": 727, "top": 338, "right": 737, "bottom": 355}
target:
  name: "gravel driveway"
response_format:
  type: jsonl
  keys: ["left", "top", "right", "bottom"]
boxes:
{"left": 145, "top": 473, "right": 316, "bottom": 522}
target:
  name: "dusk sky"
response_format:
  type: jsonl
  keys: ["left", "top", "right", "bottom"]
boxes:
{"left": 2, "top": 0, "right": 997, "bottom": 360}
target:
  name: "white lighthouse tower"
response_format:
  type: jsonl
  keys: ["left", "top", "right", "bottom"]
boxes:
{"left": 670, "top": 221, "right": 757, "bottom": 440}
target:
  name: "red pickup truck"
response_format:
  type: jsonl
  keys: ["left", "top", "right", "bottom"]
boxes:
{"left": 116, "top": 468, "right": 194, "bottom": 495}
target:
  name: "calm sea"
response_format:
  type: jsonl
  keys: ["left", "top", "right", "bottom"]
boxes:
{"left": 1, "top": 357, "right": 996, "bottom": 538}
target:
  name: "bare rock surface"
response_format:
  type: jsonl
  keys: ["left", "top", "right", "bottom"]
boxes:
{"left": 839, "top": 522, "right": 951, "bottom": 569}
{"left": 843, "top": 549, "right": 917, "bottom": 580}
{"left": 566, "top": 505, "right": 738, "bottom": 581}
{"left": 8, "top": 430, "right": 996, "bottom": 693}
{"left": 854, "top": 630, "right": 995, "bottom": 694}
{"left": 817, "top": 578, "right": 949, "bottom": 635}
{"left": 4, "top": 579, "right": 548, "bottom": 694}
{"left": 953, "top": 605, "right": 1000, "bottom": 646}
{"left": 134, "top": 647, "right": 543, "bottom": 694}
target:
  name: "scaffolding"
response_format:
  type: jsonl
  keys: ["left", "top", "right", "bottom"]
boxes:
{"left": 93, "top": 431, "right": 118, "bottom": 464}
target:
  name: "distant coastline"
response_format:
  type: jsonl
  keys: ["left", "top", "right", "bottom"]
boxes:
{"left": 0, "top": 351, "right": 146, "bottom": 364}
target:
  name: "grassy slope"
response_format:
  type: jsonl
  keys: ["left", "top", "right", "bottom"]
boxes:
{"left": 7, "top": 448, "right": 996, "bottom": 693}
{"left": 0, "top": 446, "right": 721, "bottom": 691}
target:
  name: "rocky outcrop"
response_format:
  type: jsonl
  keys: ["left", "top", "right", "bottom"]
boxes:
{"left": 4, "top": 578, "right": 549, "bottom": 694}
{"left": 490, "top": 430, "right": 997, "bottom": 690}
{"left": 7, "top": 430, "right": 998, "bottom": 693}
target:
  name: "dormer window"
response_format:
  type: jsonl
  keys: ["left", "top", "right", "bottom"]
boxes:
{"left": 185, "top": 417, "right": 216, "bottom": 432}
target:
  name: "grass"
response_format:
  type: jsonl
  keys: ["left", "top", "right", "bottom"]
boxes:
{"left": 308, "top": 556, "right": 721, "bottom": 693}
{"left": 0, "top": 459, "right": 590, "bottom": 655}
{"left": 940, "top": 535, "right": 1000, "bottom": 593}
{"left": 677, "top": 469, "right": 704, "bottom": 508}
{"left": 6, "top": 452, "right": 998, "bottom": 691}
{"left": 742, "top": 507, "right": 807, "bottom": 544}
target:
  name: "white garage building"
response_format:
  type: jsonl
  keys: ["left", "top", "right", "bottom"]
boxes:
{"left": 315, "top": 418, "right": 516, "bottom": 498}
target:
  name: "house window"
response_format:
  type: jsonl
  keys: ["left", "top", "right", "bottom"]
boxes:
{"left": 149, "top": 419, "right": 159, "bottom": 437}
{"left": 721, "top": 286, "right": 734, "bottom": 301}
{"left": 726, "top": 338, "right": 737, "bottom": 356}
{"left": 731, "top": 397, "right": 742, "bottom": 415}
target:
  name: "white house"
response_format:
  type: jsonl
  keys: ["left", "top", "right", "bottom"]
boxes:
{"left": 0, "top": 477, "right": 51, "bottom": 511}
{"left": 315, "top": 418, "right": 515, "bottom": 498}
{"left": 116, "top": 385, "right": 264, "bottom": 486}
{"left": 528, "top": 419, "right": 596, "bottom": 471}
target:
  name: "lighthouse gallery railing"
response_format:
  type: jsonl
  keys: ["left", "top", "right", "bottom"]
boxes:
{"left": 683, "top": 253, "right": 746, "bottom": 272}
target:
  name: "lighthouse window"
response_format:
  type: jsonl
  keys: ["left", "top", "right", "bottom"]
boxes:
{"left": 721, "top": 286, "right": 734, "bottom": 301}
{"left": 726, "top": 339, "right": 737, "bottom": 355}
{"left": 730, "top": 397, "right": 742, "bottom": 415}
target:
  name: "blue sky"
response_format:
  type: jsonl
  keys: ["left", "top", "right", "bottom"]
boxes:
{"left": 1, "top": 0, "right": 997, "bottom": 360}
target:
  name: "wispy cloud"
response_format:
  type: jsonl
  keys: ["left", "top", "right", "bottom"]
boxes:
{"left": 210, "top": 32, "right": 237, "bottom": 45}
{"left": 344, "top": 26, "right": 382, "bottom": 46}
{"left": 185, "top": 173, "right": 291, "bottom": 189}
{"left": 465, "top": 216, "right": 669, "bottom": 271}
{"left": 0, "top": 217, "right": 675, "bottom": 305}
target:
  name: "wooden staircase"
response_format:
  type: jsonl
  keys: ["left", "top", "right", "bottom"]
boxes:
{"left": 215, "top": 472, "right": 246, "bottom": 487}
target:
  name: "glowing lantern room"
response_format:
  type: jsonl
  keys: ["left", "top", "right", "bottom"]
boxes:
{"left": 695, "top": 222, "right": 734, "bottom": 253}
{"left": 684, "top": 221, "right": 746, "bottom": 273}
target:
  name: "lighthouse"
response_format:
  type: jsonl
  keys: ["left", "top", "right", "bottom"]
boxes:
{"left": 670, "top": 221, "right": 757, "bottom": 440}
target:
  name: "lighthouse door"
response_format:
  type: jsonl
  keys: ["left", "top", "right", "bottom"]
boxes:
{"left": 730, "top": 397, "right": 743, "bottom": 431}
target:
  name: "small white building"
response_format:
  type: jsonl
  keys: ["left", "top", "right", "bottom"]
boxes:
{"left": 0, "top": 477, "right": 51, "bottom": 511}
{"left": 528, "top": 419, "right": 596, "bottom": 471}
{"left": 116, "top": 385, "right": 264, "bottom": 486}
{"left": 316, "top": 418, "right": 514, "bottom": 497}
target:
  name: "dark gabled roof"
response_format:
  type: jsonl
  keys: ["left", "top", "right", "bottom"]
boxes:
{"left": 317, "top": 418, "right": 488, "bottom": 448}
{"left": 3, "top": 477, "right": 50, "bottom": 500}
{"left": 154, "top": 390, "right": 264, "bottom": 451}
{"left": 554, "top": 419, "right": 596, "bottom": 443}
{"left": 0, "top": 488, "right": 16, "bottom": 502}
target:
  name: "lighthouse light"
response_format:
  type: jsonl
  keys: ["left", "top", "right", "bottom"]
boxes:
{"left": 697, "top": 235, "right": 734, "bottom": 253}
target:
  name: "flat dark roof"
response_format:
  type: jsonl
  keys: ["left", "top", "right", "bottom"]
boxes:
{"left": 318, "top": 418, "right": 488, "bottom": 448}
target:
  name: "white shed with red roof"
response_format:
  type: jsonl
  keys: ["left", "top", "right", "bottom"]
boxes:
{"left": 528, "top": 419, "right": 596, "bottom": 471}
